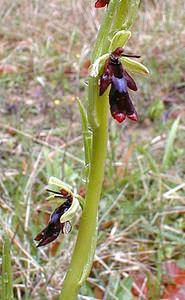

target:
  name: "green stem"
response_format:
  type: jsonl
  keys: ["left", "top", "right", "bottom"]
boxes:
{"left": 59, "top": 91, "right": 109, "bottom": 300}
{"left": 60, "top": 1, "right": 140, "bottom": 299}
{"left": 88, "top": 0, "right": 120, "bottom": 129}
{"left": 91, "top": 0, "right": 118, "bottom": 61}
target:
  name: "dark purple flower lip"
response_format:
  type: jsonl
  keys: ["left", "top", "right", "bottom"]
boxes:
{"left": 95, "top": 0, "right": 109, "bottom": 8}
{"left": 34, "top": 190, "right": 73, "bottom": 247}
{"left": 109, "top": 85, "right": 138, "bottom": 123}
{"left": 99, "top": 48, "right": 140, "bottom": 123}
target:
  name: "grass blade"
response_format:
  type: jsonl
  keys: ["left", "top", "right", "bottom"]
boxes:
{"left": 162, "top": 117, "right": 180, "bottom": 169}
{"left": 2, "top": 235, "right": 13, "bottom": 300}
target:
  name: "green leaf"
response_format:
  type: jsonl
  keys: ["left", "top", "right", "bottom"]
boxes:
{"left": 2, "top": 236, "right": 14, "bottom": 300}
{"left": 109, "top": 30, "right": 131, "bottom": 52}
{"left": 121, "top": 57, "right": 149, "bottom": 75}
{"left": 77, "top": 98, "right": 91, "bottom": 166}
{"left": 89, "top": 53, "right": 109, "bottom": 77}
{"left": 162, "top": 117, "right": 180, "bottom": 169}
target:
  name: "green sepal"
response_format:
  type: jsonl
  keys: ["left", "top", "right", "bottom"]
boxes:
{"left": 120, "top": 57, "right": 149, "bottom": 75}
{"left": 75, "top": 194, "right": 85, "bottom": 210}
{"left": 48, "top": 176, "right": 85, "bottom": 209}
{"left": 48, "top": 176, "right": 73, "bottom": 194}
{"left": 89, "top": 53, "right": 109, "bottom": 78}
{"left": 60, "top": 197, "right": 81, "bottom": 223}
{"left": 109, "top": 30, "right": 131, "bottom": 52}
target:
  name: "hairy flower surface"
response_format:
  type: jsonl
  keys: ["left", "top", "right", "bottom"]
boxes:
{"left": 99, "top": 47, "right": 139, "bottom": 123}
{"left": 95, "top": 0, "right": 109, "bottom": 8}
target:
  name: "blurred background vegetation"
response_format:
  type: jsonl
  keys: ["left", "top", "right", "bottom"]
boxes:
{"left": 0, "top": 0, "right": 185, "bottom": 299}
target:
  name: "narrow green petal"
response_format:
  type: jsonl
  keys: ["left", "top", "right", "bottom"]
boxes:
{"left": 89, "top": 53, "right": 109, "bottom": 78}
{"left": 121, "top": 57, "right": 149, "bottom": 75}
{"left": 60, "top": 197, "right": 80, "bottom": 223}
{"left": 109, "top": 30, "right": 131, "bottom": 52}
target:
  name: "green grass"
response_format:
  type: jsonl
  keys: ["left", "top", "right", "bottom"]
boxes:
{"left": 0, "top": 0, "right": 185, "bottom": 299}
{"left": 1, "top": 236, "right": 14, "bottom": 300}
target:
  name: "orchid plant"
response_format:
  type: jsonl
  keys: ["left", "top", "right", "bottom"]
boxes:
{"left": 35, "top": 0, "right": 149, "bottom": 299}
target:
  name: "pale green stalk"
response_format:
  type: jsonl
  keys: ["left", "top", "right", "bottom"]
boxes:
{"left": 60, "top": 1, "right": 140, "bottom": 299}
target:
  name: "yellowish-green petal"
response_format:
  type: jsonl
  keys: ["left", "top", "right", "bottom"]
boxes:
{"left": 109, "top": 30, "right": 131, "bottom": 52}
{"left": 121, "top": 57, "right": 149, "bottom": 75}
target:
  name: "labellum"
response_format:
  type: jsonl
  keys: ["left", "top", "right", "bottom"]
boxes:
{"left": 99, "top": 47, "right": 140, "bottom": 123}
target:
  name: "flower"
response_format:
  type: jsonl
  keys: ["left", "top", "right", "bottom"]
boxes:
{"left": 34, "top": 190, "right": 73, "bottom": 247}
{"left": 34, "top": 177, "right": 83, "bottom": 247}
{"left": 99, "top": 47, "right": 140, "bottom": 123}
{"left": 89, "top": 30, "right": 149, "bottom": 123}
{"left": 95, "top": 0, "right": 109, "bottom": 8}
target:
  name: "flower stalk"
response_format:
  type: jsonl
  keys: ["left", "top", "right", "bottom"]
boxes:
{"left": 59, "top": 1, "right": 140, "bottom": 299}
